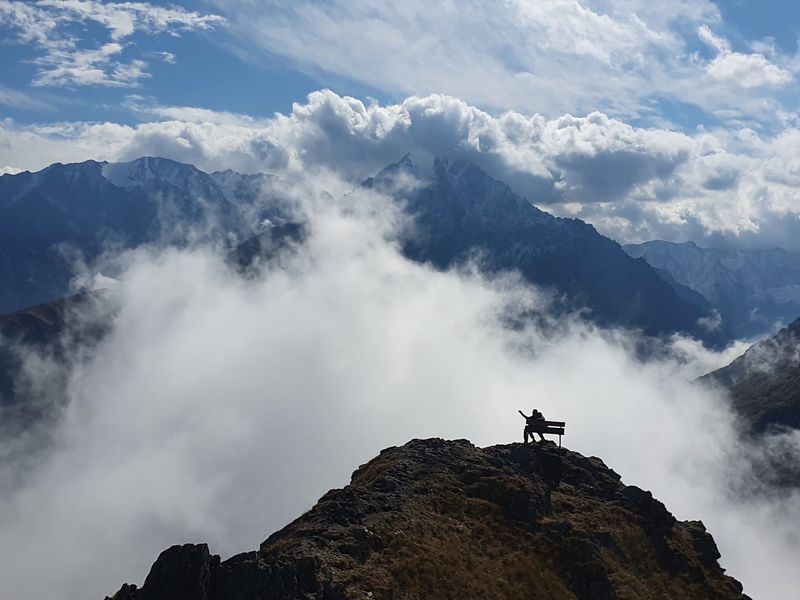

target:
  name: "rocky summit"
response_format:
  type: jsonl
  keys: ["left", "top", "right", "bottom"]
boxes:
{"left": 106, "top": 439, "right": 747, "bottom": 600}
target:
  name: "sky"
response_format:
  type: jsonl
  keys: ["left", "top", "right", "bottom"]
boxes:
{"left": 2, "top": 1, "right": 800, "bottom": 249}
{"left": 2, "top": 4, "right": 800, "bottom": 599}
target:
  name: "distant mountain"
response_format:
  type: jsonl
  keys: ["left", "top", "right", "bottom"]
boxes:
{"left": 624, "top": 241, "right": 800, "bottom": 337}
{"left": 365, "top": 156, "right": 727, "bottom": 344}
{"left": 1, "top": 156, "right": 730, "bottom": 346}
{"left": 0, "top": 157, "right": 285, "bottom": 314}
{"left": 107, "top": 438, "right": 747, "bottom": 600}
{"left": 699, "top": 318, "right": 800, "bottom": 433}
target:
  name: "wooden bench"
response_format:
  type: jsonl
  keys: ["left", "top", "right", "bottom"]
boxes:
{"left": 527, "top": 420, "right": 566, "bottom": 447}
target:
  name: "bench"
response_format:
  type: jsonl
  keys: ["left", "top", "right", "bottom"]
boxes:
{"left": 527, "top": 420, "right": 566, "bottom": 447}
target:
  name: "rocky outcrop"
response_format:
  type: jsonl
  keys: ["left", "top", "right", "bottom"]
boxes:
{"left": 107, "top": 439, "right": 748, "bottom": 600}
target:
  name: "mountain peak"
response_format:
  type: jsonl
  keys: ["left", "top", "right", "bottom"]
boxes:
{"left": 101, "top": 156, "right": 203, "bottom": 189}
{"left": 107, "top": 438, "right": 747, "bottom": 600}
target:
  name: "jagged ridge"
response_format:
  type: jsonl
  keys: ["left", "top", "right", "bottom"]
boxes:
{"left": 107, "top": 439, "right": 747, "bottom": 600}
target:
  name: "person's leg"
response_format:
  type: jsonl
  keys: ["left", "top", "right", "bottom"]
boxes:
{"left": 538, "top": 433, "right": 546, "bottom": 442}
{"left": 524, "top": 428, "right": 530, "bottom": 444}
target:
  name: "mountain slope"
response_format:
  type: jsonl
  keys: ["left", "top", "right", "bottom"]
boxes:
{"left": 625, "top": 240, "right": 800, "bottom": 337}
{"left": 107, "top": 438, "right": 747, "bottom": 600}
{"left": 0, "top": 158, "right": 283, "bottom": 314}
{"left": 0, "top": 291, "right": 115, "bottom": 425}
{"left": 700, "top": 318, "right": 800, "bottom": 432}
{"left": 366, "top": 156, "right": 726, "bottom": 344}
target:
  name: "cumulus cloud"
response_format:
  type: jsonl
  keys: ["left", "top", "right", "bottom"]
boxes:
{"left": 0, "top": 178, "right": 798, "bottom": 600}
{"left": 0, "top": 0, "right": 224, "bottom": 87}
{"left": 698, "top": 25, "right": 793, "bottom": 89}
{"left": 4, "top": 90, "right": 800, "bottom": 250}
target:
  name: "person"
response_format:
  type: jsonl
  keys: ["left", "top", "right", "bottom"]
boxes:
{"left": 518, "top": 409, "right": 546, "bottom": 443}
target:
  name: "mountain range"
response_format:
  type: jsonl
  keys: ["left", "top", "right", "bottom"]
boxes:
{"left": 625, "top": 241, "right": 800, "bottom": 338}
{"left": 0, "top": 157, "right": 288, "bottom": 314}
{"left": 105, "top": 438, "right": 748, "bottom": 600}
{"left": 0, "top": 155, "right": 726, "bottom": 346}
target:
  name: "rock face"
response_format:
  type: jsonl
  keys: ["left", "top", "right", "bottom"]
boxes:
{"left": 625, "top": 240, "right": 800, "bottom": 337}
{"left": 107, "top": 439, "right": 747, "bottom": 600}
{"left": 700, "top": 318, "right": 800, "bottom": 432}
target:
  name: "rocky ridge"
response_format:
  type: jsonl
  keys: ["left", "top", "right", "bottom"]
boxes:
{"left": 107, "top": 438, "right": 747, "bottom": 600}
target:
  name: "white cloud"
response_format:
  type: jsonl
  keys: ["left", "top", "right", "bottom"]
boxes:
{"left": 0, "top": 182, "right": 798, "bottom": 599}
{"left": 38, "top": 0, "right": 223, "bottom": 39}
{"left": 123, "top": 95, "right": 256, "bottom": 125}
{"left": 697, "top": 24, "right": 729, "bottom": 54}
{"left": 0, "top": 0, "right": 224, "bottom": 88}
{"left": 156, "top": 51, "right": 176, "bottom": 65}
{"left": 707, "top": 52, "right": 793, "bottom": 88}
{"left": 31, "top": 42, "right": 148, "bottom": 88}
{"left": 698, "top": 25, "right": 793, "bottom": 89}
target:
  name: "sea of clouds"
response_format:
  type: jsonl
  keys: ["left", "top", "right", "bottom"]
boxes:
{"left": 0, "top": 176, "right": 798, "bottom": 600}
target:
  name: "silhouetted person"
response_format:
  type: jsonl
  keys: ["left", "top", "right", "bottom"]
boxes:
{"left": 519, "top": 409, "right": 546, "bottom": 443}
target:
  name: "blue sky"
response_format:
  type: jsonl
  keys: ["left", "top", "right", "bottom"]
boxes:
{"left": 717, "top": 0, "right": 800, "bottom": 52}
{"left": 0, "top": 0, "right": 394, "bottom": 123}
{"left": 1, "top": 0, "right": 798, "bottom": 129}
{"left": 1, "top": 0, "right": 800, "bottom": 250}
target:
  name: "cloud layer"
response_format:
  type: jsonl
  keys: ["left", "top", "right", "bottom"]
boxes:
{"left": 0, "top": 180, "right": 798, "bottom": 600}
{"left": 4, "top": 90, "right": 800, "bottom": 250}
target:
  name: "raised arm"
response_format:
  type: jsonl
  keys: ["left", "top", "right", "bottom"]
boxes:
{"left": 518, "top": 410, "right": 527, "bottom": 418}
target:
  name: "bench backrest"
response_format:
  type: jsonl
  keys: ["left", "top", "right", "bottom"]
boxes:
{"left": 528, "top": 420, "right": 566, "bottom": 434}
